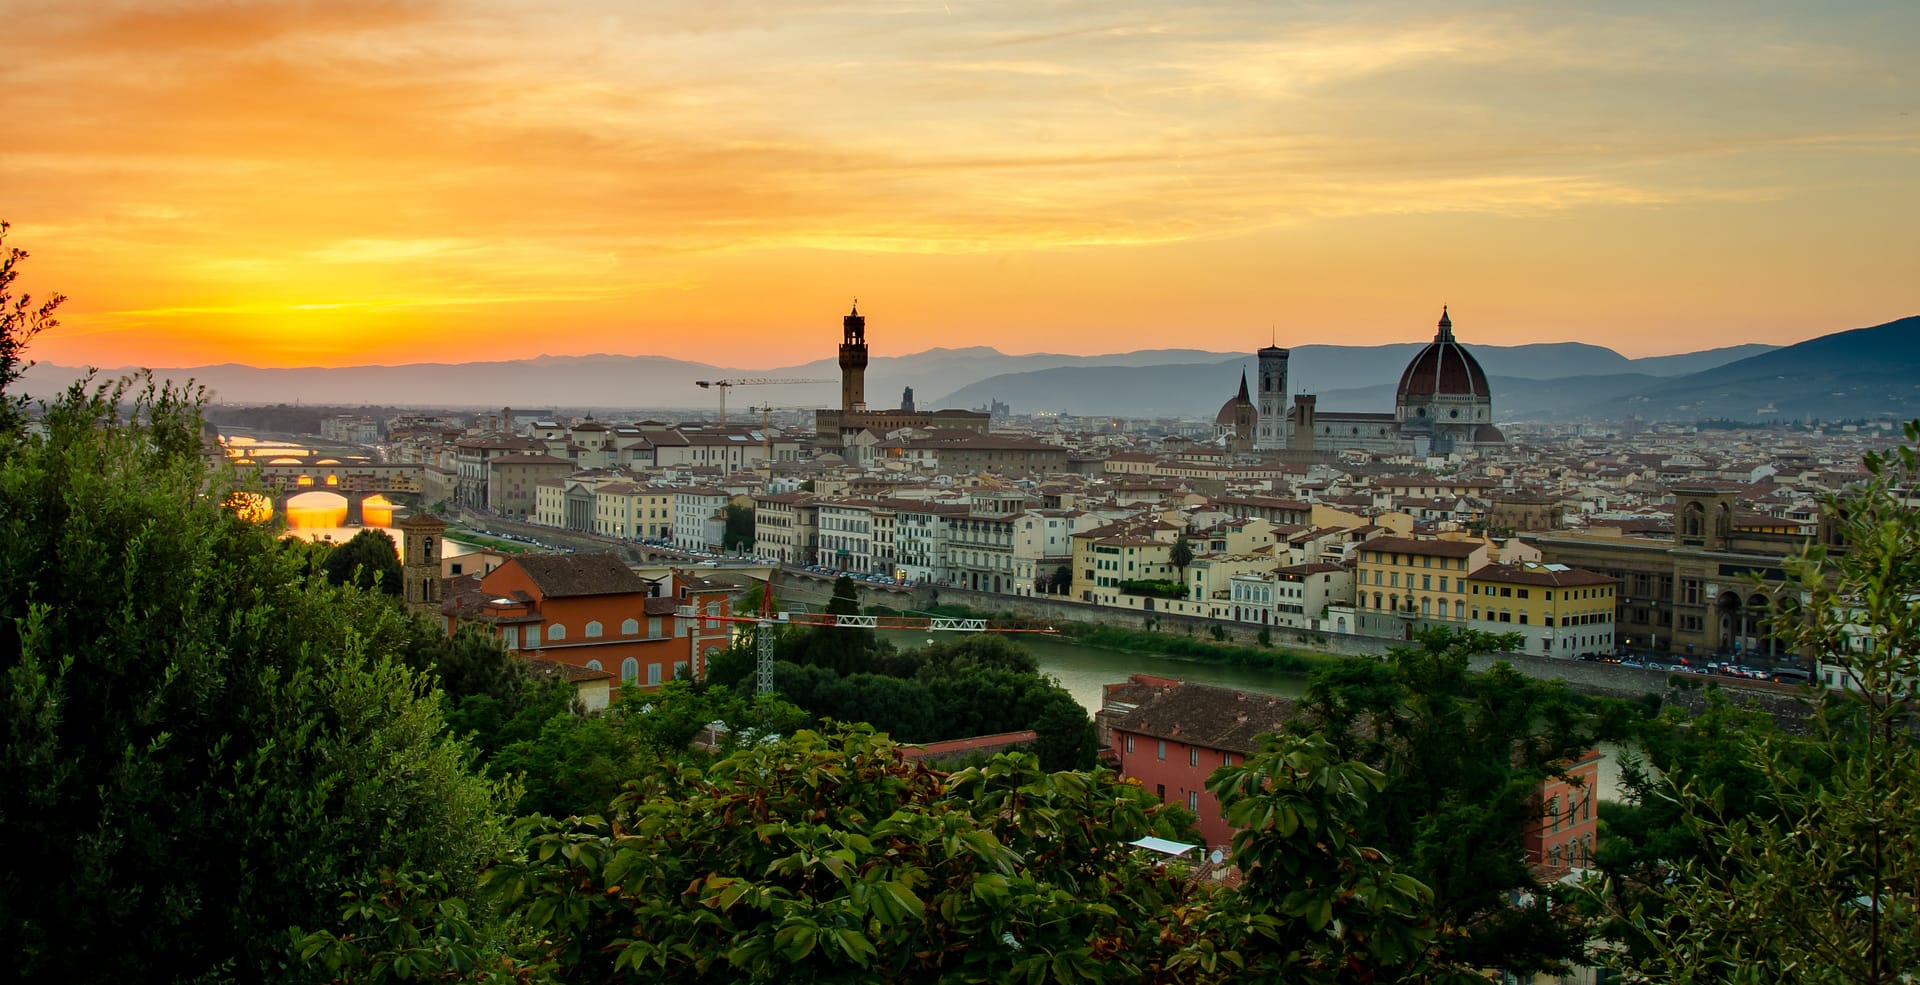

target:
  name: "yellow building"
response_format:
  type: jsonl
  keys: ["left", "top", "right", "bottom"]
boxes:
{"left": 1467, "top": 562, "right": 1617, "bottom": 659}
{"left": 1354, "top": 536, "right": 1490, "bottom": 627}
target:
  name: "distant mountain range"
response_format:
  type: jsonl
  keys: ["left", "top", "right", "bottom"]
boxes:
{"left": 19, "top": 317, "right": 1920, "bottom": 422}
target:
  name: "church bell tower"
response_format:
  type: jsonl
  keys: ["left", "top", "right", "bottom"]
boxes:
{"left": 395, "top": 510, "right": 447, "bottom": 623}
{"left": 1256, "top": 341, "right": 1289, "bottom": 450}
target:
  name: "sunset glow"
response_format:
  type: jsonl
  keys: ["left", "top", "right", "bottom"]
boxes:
{"left": 7, "top": 1, "right": 1915, "bottom": 368}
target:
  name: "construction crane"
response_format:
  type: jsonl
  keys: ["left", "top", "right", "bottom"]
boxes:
{"left": 682, "top": 580, "right": 1057, "bottom": 694}
{"left": 694, "top": 377, "right": 832, "bottom": 425}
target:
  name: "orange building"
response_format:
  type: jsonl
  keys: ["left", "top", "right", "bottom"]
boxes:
{"left": 444, "top": 553, "right": 731, "bottom": 693}
{"left": 1522, "top": 748, "right": 1601, "bottom": 873}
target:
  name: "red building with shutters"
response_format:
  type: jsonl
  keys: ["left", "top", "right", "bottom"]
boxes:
{"left": 1522, "top": 748, "right": 1602, "bottom": 872}
{"left": 1103, "top": 675, "right": 1604, "bottom": 866}
{"left": 1100, "top": 677, "right": 1297, "bottom": 850}
{"left": 443, "top": 553, "right": 730, "bottom": 693}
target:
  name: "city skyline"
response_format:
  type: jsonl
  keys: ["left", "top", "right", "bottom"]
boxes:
{"left": 6, "top": 0, "right": 1915, "bottom": 369}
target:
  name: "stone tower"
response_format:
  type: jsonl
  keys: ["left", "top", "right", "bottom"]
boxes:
{"left": 1673, "top": 486, "right": 1738, "bottom": 551}
{"left": 839, "top": 302, "right": 868, "bottom": 413}
{"left": 1256, "top": 342, "right": 1289, "bottom": 450}
{"left": 394, "top": 510, "right": 447, "bottom": 622}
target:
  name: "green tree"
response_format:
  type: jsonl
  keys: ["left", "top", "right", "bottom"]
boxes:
{"left": 0, "top": 219, "right": 65, "bottom": 438}
{"left": 478, "top": 728, "right": 1208, "bottom": 983}
{"left": 0, "top": 376, "right": 513, "bottom": 982}
{"left": 1296, "top": 627, "right": 1625, "bottom": 976}
{"left": 1196, "top": 732, "right": 1455, "bottom": 983}
{"left": 1054, "top": 563, "right": 1072, "bottom": 595}
{"left": 491, "top": 680, "right": 807, "bottom": 818}
{"left": 1170, "top": 533, "right": 1194, "bottom": 580}
{"left": 723, "top": 502, "right": 755, "bottom": 552}
{"left": 1620, "top": 422, "right": 1920, "bottom": 984}
{"left": 321, "top": 526, "right": 405, "bottom": 595}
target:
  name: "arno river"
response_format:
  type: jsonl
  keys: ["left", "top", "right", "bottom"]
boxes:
{"left": 876, "top": 627, "right": 1629, "bottom": 801}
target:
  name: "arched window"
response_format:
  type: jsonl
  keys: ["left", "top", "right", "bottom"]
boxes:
{"left": 585, "top": 659, "right": 602, "bottom": 671}
{"left": 548, "top": 623, "right": 566, "bottom": 642}
{"left": 585, "top": 620, "right": 603, "bottom": 638}
{"left": 621, "top": 618, "right": 639, "bottom": 635}
{"left": 621, "top": 657, "right": 638, "bottom": 684}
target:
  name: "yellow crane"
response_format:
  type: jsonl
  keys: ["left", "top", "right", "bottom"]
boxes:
{"left": 694, "top": 377, "right": 832, "bottom": 425}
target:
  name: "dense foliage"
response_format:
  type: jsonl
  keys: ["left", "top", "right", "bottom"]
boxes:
{"left": 1295, "top": 628, "right": 1632, "bottom": 976}
{"left": 320, "top": 527, "right": 405, "bottom": 595}
{"left": 1604, "top": 422, "right": 1920, "bottom": 983}
{"left": 0, "top": 377, "right": 515, "bottom": 982}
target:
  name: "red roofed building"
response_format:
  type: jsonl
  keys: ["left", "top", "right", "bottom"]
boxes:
{"left": 444, "top": 553, "right": 730, "bottom": 693}
{"left": 1100, "top": 677, "right": 1297, "bottom": 849}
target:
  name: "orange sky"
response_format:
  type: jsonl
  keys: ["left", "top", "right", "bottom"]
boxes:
{"left": 5, "top": 0, "right": 1916, "bottom": 369}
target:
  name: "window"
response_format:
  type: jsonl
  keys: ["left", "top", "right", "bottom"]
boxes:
{"left": 1223, "top": 752, "right": 1233, "bottom": 766}
{"left": 1519, "top": 613, "right": 1529, "bottom": 625}
{"left": 674, "top": 660, "right": 689, "bottom": 680}
{"left": 548, "top": 623, "right": 566, "bottom": 642}
{"left": 1188, "top": 790, "right": 1200, "bottom": 812}
{"left": 622, "top": 618, "right": 639, "bottom": 635}
{"left": 621, "top": 657, "right": 638, "bottom": 684}
{"left": 1157, "top": 740, "right": 1166, "bottom": 761}
{"left": 1189, "top": 747, "right": 1199, "bottom": 767}
{"left": 524, "top": 626, "right": 540, "bottom": 648}
{"left": 586, "top": 620, "right": 603, "bottom": 638}
{"left": 585, "top": 659, "right": 602, "bottom": 672}
{"left": 1125, "top": 736, "right": 1135, "bottom": 754}
{"left": 647, "top": 663, "right": 663, "bottom": 686}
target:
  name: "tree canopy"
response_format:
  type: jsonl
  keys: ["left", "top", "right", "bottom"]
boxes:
{"left": 0, "top": 377, "right": 514, "bottom": 982}
{"left": 320, "top": 526, "right": 404, "bottom": 595}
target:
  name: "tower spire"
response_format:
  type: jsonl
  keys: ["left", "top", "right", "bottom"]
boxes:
{"left": 1436, "top": 305, "right": 1454, "bottom": 343}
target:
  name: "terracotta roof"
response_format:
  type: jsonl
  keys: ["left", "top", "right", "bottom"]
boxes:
{"left": 513, "top": 553, "right": 650, "bottom": 598}
{"left": 525, "top": 658, "right": 615, "bottom": 683}
{"left": 1362, "top": 536, "right": 1487, "bottom": 558}
{"left": 1110, "top": 682, "right": 1296, "bottom": 755}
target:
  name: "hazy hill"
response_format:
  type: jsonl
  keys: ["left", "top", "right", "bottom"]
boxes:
{"left": 1608, "top": 315, "right": 1920, "bottom": 421}
{"left": 16, "top": 332, "right": 1796, "bottom": 418}
{"left": 1313, "top": 374, "right": 1666, "bottom": 421}
{"left": 931, "top": 341, "right": 1768, "bottom": 417}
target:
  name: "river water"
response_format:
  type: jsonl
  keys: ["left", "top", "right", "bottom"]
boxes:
{"left": 876, "top": 627, "right": 1628, "bottom": 801}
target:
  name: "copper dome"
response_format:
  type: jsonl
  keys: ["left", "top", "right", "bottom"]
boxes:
{"left": 1396, "top": 306, "right": 1489, "bottom": 401}
{"left": 1216, "top": 369, "right": 1257, "bottom": 426}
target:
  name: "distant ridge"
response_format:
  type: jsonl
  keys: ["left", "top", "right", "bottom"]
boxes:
{"left": 12, "top": 327, "right": 1835, "bottom": 419}
{"left": 1602, "top": 315, "right": 1920, "bottom": 421}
